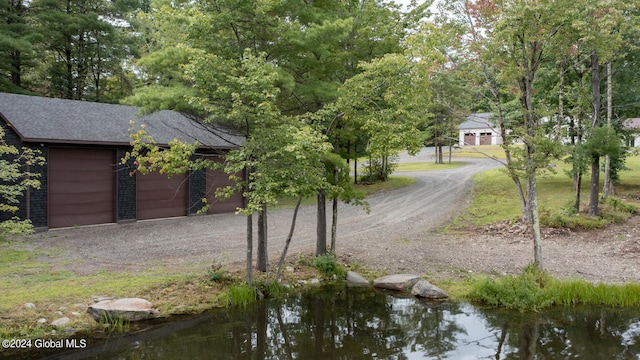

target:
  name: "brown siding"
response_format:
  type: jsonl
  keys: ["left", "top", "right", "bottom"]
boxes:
{"left": 136, "top": 172, "right": 188, "bottom": 220}
{"left": 48, "top": 148, "right": 115, "bottom": 228}
{"left": 205, "top": 156, "right": 244, "bottom": 214}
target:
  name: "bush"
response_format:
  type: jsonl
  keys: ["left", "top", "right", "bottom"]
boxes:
{"left": 468, "top": 264, "right": 554, "bottom": 311}
{"left": 314, "top": 252, "right": 346, "bottom": 278}
{"left": 208, "top": 261, "right": 229, "bottom": 283}
{"left": 221, "top": 284, "right": 257, "bottom": 308}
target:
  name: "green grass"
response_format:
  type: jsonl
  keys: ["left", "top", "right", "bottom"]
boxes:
{"left": 452, "top": 145, "right": 508, "bottom": 159}
{"left": 221, "top": 283, "right": 258, "bottom": 308}
{"left": 468, "top": 264, "right": 640, "bottom": 311}
{"left": 395, "top": 161, "right": 466, "bottom": 172}
{"left": 451, "top": 151, "right": 640, "bottom": 229}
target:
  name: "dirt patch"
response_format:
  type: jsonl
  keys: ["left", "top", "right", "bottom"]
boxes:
{"left": 337, "top": 215, "right": 640, "bottom": 284}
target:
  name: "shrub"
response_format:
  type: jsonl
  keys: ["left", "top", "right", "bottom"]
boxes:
{"left": 468, "top": 263, "right": 554, "bottom": 311}
{"left": 208, "top": 261, "right": 229, "bottom": 283}
{"left": 221, "top": 284, "right": 257, "bottom": 308}
{"left": 314, "top": 252, "right": 346, "bottom": 278}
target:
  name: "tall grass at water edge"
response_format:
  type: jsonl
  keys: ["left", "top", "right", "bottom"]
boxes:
{"left": 468, "top": 264, "right": 640, "bottom": 311}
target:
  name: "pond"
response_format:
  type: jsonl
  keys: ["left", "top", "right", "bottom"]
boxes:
{"left": 21, "top": 285, "right": 640, "bottom": 359}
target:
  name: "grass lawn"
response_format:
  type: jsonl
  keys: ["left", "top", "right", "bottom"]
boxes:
{"left": 452, "top": 144, "right": 507, "bottom": 159}
{"left": 450, "top": 146, "right": 640, "bottom": 229}
{"left": 395, "top": 161, "right": 466, "bottom": 172}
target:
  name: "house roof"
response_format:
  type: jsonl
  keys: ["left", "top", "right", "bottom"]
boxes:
{"left": 624, "top": 118, "right": 640, "bottom": 130}
{"left": 458, "top": 112, "right": 497, "bottom": 130}
{"left": 0, "top": 92, "right": 244, "bottom": 148}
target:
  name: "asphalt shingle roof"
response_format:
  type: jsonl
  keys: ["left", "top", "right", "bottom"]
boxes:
{"left": 458, "top": 112, "right": 496, "bottom": 130}
{"left": 0, "top": 92, "right": 243, "bottom": 148}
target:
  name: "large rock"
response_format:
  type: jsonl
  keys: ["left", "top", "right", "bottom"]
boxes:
{"left": 87, "top": 298, "right": 159, "bottom": 322}
{"left": 373, "top": 274, "right": 421, "bottom": 291}
{"left": 50, "top": 317, "right": 71, "bottom": 328}
{"left": 346, "top": 271, "right": 369, "bottom": 286}
{"left": 411, "top": 280, "right": 449, "bottom": 299}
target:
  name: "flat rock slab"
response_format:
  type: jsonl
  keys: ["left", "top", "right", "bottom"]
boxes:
{"left": 346, "top": 271, "right": 370, "bottom": 286}
{"left": 411, "top": 279, "right": 449, "bottom": 299}
{"left": 373, "top": 274, "right": 421, "bottom": 291}
{"left": 87, "top": 298, "right": 159, "bottom": 322}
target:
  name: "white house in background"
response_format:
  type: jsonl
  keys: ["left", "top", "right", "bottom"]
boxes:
{"left": 458, "top": 112, "right": 502, "bottom": 146}
{"left": 623, "top": 118, "right": 640, "bottom": 147}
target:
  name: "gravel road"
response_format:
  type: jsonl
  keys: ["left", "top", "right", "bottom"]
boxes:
{"left": 26, "top": 149, "right": 499, "bottom": 275}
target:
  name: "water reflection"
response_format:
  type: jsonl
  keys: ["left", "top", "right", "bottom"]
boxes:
{"left": 38, "top": 285, "right": 640, "bottom": 359}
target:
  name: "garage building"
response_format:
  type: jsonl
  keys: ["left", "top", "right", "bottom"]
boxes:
{"left": 0, "top": 92, "right": 244, "bottom": 230}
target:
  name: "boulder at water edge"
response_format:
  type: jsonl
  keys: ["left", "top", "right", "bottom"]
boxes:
{"left": 346, "top": 271, "right": 370, "bottom": 286}
{"left": 411, "top": 279, "right": 449, "bottom": 299}
{"left": 373, "top": 274, "right": 421, "bottom": 291}
{"left": 87, "top": 298, "right": 159, "bottom": 322}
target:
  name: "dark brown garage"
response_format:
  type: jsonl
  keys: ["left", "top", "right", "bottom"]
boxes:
{"left": 0, "top": 92, "right": 245, "bottom": 230}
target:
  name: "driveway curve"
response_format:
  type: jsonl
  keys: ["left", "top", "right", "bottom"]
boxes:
{"left": 28, "top": 151, "right": 500, "bottom": 274}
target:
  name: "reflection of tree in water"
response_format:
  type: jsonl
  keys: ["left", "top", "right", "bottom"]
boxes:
{"left": 248, "top": 286, "right": 468, "bottom": 359}
{"left": 479, "top": 305, "right": 640, "bottom": 359}
{"left": 87, "top": 286, "right": 640, "bottom": 359}
{"left": 400, "top": 299, "right": 466, "bottom": 357}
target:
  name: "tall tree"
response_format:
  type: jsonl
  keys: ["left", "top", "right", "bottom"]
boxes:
{"left": 30, "top": 0, "right": 142, "bottom": 101}
{"left": 0, "top": 0, "right": 36, "bottom": 93}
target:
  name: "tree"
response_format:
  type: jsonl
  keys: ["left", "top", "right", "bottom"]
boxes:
{"left": 337, "top": 53, "right": 427, "bottom": 182}
{"left": 447, "top": 0, "right": 571, "bottom": 268}
{"left": 0, "top": 0, "right": 36, "bottom": 93}
{"left": 28, "top": 0, "right": 143, "bottom": 101}
{"left": 0, "top": 126, "right": 45, "bottom": 240}
{"left": 405, "top": 21, "right": 473, "bottom": 164}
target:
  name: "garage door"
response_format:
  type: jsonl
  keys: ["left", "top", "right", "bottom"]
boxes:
{"left": 464, "top": 133, "right": 476, "bottom": 146}
{"left": 48, "top": 148, "right": 115, "bottom": 228}
{"left": 480, "top": 132, "right": 492, "bottom": 145}
{"left": 205, "top": 156, "right": 244, "bottom": 214}
{"left": 137, "top": 171, "right": 188, "bottom": 220}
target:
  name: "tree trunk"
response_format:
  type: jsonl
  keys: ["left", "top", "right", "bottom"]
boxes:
{"left": 275, "top": 196, "right": 303, "bottom": 282}
{"left": 588, "top": 51, "right": 601, "bottom": 217}
{"left": 256, "top": 205, "right": 268, "bottom": 273}
{"left": 529, "top": 170, "right": 543, "bottom": 268}
{"left": 574, "top": 172, "right": 582, "bottom": 212}
{"left": 589, "top": 156, "right": 600, "bottom": 217}
{"left": 316, "top": 189, "right": 327, "bottom": 255}
{"left": 245, "top": 169, "right": 253, "bottom": 285}
{"left": 330, "top": 168, "right": 339, "bottom": 252}
{"left": 603, "top": 61, "right": 613, "bottom": 199}
{"left": 246, "top": 213, "right": 253, "bottom": 285}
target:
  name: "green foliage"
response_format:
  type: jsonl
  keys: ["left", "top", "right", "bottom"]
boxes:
{"left": 0, "top": 127, "right": 45, "bottom": 241}
{"left": 360, "top": 156, "right": 399, "bottom": 182}
{"left": 469, "top": 264, "right": 640, "bottom": 310}
{"left": 208, "top": 261, "right": 229, "bottom": 283}
{"left": 255, "top": 281, "right": 286, "bottom": 300}
{"left": 222, "top": 284, "right": 258, "bottom": 308}
{"left": 468, "top": 264, "right": 554, "bottom": 311}
{"left": 604, "top": 197, "right": 637, "bottom": 214}
{"left": 313, "top": 252, "right": 346, "bottom": 278}
{"left": 99, "top": 313, "right": 131, "bottom": 333}
{"left": 582, "top": 127, "right": 623, "bottom": 158}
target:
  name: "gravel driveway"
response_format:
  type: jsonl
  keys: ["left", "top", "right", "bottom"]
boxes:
{"left": 26, "top": 150, "right": 499, "bottom": 275}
